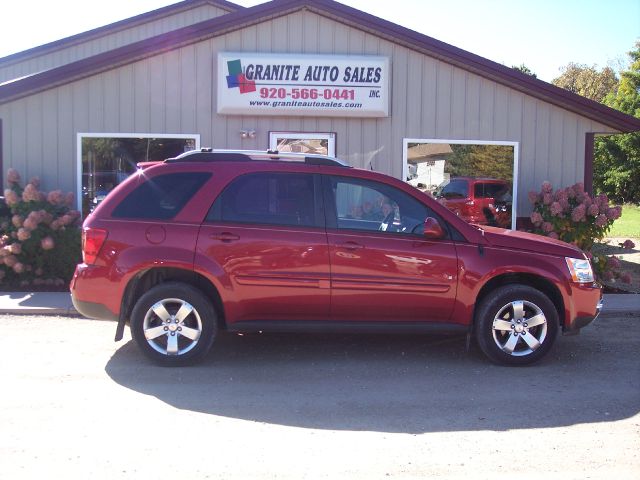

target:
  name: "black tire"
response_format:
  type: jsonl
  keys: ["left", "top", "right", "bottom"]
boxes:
{"left": 475, "top": 285, "right": 559, "bottom": 366}
{"left": 130, "top": 282, "right": 217, "bottom": 366}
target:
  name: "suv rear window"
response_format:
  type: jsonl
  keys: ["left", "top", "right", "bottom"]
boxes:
{"left": 112, "top": 172, "right": 211, "bottom": 219}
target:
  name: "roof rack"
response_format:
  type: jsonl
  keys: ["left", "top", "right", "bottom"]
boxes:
{"left": 164, "top": 149, "right": 350, "bottom": 167}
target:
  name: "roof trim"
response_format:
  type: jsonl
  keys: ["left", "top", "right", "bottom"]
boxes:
{"left": 0, "top": 0, "right": 243, "bottom": 68}
{"left": 1, "top": 0, "right": 639, "bottom": 133}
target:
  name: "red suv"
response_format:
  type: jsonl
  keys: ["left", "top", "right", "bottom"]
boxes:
{"left": 70, "top": 150, "right": 602, "bottom": 366}
{"left": 436, "top": 177, "right": 512, "bottom": 227}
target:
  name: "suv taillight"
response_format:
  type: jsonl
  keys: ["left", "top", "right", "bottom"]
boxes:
{"left": 82, "top": 228, "right": 108, "bottom": 265}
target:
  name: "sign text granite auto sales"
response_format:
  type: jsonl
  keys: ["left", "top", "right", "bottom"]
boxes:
{"left": 217, "top": 53, "right": 389, "bottom": 117}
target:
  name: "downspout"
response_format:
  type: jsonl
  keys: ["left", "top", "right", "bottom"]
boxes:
{"left": 584, "top": 132, "right": 595, "bottom": 195}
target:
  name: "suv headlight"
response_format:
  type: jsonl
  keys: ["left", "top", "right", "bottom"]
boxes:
{"left": 565, "top": 257, "right": 594, "bottom": 283}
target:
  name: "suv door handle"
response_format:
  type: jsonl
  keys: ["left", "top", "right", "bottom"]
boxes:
{"left": 336, "top": 241, "right": 364, "bottom": 250}
{"left": 210, "top": 232, "right": 240, "bottom": 242}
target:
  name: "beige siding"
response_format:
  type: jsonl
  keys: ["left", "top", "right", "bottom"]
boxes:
{"left": 0, "top": 4, "right": 229, "bottom": 84}
{"left": 0, "top": 10, "right": 619, "bottom": 217}
{"left": 56, "top": 85, "right": 74, "bottom": 187}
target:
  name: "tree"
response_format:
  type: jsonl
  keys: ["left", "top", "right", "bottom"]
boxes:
{"left": 446, "top": 144, "right": 514, "bottom": 182}
{"left": 604, "top": 41, "right": 640, "bottom": 117}
{"left": 552, "top": 62, "right": 619, "bottom": 102}
{"left": 594, "top": 41, "right": 640, "bottom": 203}
{"left": 512, "top": 64, "right": 537, "bottom": 78}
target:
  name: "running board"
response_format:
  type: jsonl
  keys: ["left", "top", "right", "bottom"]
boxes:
{"left": 226, "top": 320, "right": 468, "bottom": 335}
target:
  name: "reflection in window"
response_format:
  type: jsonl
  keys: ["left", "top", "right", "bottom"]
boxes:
{"left": 81, "top": 136, "right": 197, "bottom": 216}
{"left": 268, "top": 132, "right": 336, "bottom": 156}
{"left": 439, "top": 179, "right": 469, "bottom": 199}
{"left": 335, "top": 182, "right": 388, "bottom": 222}
{"left": 474, "top": 182, "right": 509, "bottom": 199}
{"left": 112, "top": 172, "right": 211, "bottom": 220}
{"left": 214, "top": 173, "right": 316, "bottom": 227}
{"left": 331, "top": 177, "right": 438, "bottom": 236}
{"left": 405, "top": 140, "right": 516, "bottom": 229}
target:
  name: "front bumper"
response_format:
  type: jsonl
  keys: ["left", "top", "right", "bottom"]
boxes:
{"left": 563, "top": 291, "right": 603, "bottom": 335}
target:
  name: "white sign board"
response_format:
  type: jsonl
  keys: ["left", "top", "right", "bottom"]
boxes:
{"left": 217, "top": 52, "right": 389, "bottom": 117}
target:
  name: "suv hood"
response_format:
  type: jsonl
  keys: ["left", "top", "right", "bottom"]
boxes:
{"left": 478, "top": 226, "right": 585, "bottom": 259}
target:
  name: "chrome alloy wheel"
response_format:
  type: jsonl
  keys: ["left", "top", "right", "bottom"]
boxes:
{"left": 491, "top": 300, "right": 548, "bottom": 357}
{"left": 142, "top": 298, "right": 202, "bottom": 356}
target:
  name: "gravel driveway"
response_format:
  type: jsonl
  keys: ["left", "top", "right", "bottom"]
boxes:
{"left": 1, "top": 314, "right": 638, "bottom": 479}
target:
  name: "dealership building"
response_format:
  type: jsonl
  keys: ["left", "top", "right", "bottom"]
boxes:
{"left": 1, "top": 0, "right": 639, "bottom": 223}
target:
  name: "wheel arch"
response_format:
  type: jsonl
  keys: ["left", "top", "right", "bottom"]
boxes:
{"left": 120, "top": 267, "right": 226, "bottom": 330}
{"left": 473, "top": 273, "right": 565, "bottom": 327}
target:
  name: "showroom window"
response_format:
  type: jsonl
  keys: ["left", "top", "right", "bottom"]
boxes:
{"left": 77, "top": 133, "right": 199, "bottom": 216}
{"left": 269, "top": 132, "right": 336, "bottom": 156}
{"left": 403, "top": 139, "right": 518, "bottom": 229}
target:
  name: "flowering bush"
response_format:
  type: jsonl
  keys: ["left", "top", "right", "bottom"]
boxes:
{"left": 528, "top": 181, "right": 634, "bottom": 283}
{"left": 0, "top": 168, "right": 81, "bottom": 288}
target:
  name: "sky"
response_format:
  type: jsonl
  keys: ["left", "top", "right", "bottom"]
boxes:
{"left": 0, "top": 0, "right": 638, "bottom": 82}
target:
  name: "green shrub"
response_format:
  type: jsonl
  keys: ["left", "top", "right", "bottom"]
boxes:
{"left": 0, "top": 168, "right": 81, "bottom": 288}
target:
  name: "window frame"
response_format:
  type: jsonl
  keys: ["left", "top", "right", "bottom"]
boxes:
{"left": 206, "top": 171, "right": 324, "bottom": 229}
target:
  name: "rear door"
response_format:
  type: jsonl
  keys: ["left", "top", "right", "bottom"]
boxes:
{"left": 323, "top": 175, "right": 458, "bottom": 323}
{"left": 196, "top": 171, "right": 330, "bottom": 325}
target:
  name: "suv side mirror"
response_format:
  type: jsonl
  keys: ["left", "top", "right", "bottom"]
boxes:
{"left": 424, "top": 217, "right": 445, "bottom": 239}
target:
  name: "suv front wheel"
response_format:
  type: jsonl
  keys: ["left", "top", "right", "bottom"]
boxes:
{"left": 130, "top": 282, "right": 217, "bottom": 366}
{"left": 475, "top": 285, "right": 559, "bottom": 365}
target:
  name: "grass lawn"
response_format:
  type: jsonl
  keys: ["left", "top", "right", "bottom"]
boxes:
{"left": 608, "top": 204, "right": 640, "bottom": 238}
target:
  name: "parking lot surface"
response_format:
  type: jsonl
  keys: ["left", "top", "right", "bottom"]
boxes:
{"left": 1, "top": 314, "right": 638, "bottom": 479}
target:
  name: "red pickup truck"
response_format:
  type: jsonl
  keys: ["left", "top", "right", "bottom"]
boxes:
{"left": 436, "top": 177, "right": 512, "bottom": 227}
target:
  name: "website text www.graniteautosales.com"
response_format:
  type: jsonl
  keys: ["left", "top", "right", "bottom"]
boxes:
{"left": 249, "top": 99, "right": 364, "bottom": 109}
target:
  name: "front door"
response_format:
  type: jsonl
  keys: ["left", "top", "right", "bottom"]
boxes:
{"left": 324, "top": 175, "right": 458, "bottom": 323}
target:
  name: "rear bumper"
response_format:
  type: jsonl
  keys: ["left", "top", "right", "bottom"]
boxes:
{"left": 70, "top": 263, "right": 120, "bottom": 321}
{"left": 71, "top": 296, "right": 118, "bottom": 322}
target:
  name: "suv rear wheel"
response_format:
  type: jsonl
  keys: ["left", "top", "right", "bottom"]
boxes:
{"left": 475, "top": 285, "right": 559, "bottom": 366}
{"left": 130, "top": 282, "right": 217, "bottom": 366}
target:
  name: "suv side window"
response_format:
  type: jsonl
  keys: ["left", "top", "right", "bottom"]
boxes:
{"left": 474, "top": 182, "right": 508, "bottom": 199}
{"left": 208, "top": 172, "right": 318, "bottom": 227}
{"left": 440, "top": 179, "right": 469, "bottom": 199}
{"left": 325, "top": 176, "right": 447, "bottom": 237}
{"left": 112, "top": 172, "right": 211, "bottom": 220}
